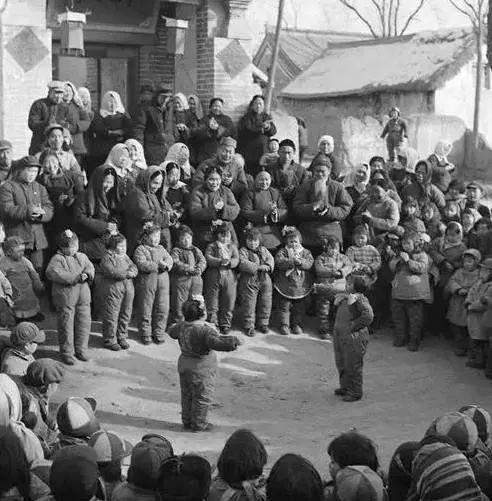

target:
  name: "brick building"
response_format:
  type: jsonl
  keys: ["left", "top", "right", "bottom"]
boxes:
{"left": 0, "top": 0, "right": 262, "bottom": 156}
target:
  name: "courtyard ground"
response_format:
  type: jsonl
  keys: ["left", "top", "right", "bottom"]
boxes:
{"left": 29, "top": 318, "right": 492, "bottom": 479}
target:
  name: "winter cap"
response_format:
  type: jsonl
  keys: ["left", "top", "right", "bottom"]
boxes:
{"left": 281, "top": 225, "right": 301, "bottom": 241}
{"left": 480, "top": 258, "right": 492, "bottom": 271}
{"left": 335, "top": 465, "right": 386, "bottom": 501}
{"left": 50, "top": 445, "right": 99, "bottom": 501}
{"left": 157, "top": 454, "right": 212, "bottom": 501}
{"left": 44, "top": 123, "right": 64, "bottom": 138}
{"left": 3, "top": 236, "right": 25, "bottom": 253}
{"left": 0, "top": 140, "right": 12, "bottom": 151}
{"left": 369, "top": 156, "right": 385, "bottom": 166}
{"left": 466, "top": 181, "right": 483, "bottom": 191}
{"left": 140, "top": 433, "right": 174, "bottom": 456}
{"left": 48, "top": 80, "right": 65, "bottom": 92}
{"left": 459, "top": 405, "right": 492, "bottom": 443}
{"left": 10, "top": 322, "right": 45, "bottom": 347}
{"left": 463, "top": 249, "right": 482, "bottom": 262}
{"left": 57, "top": 397, "right": 100, "bottom": 439}
{"left": 389, "top": 106, "right": 400, "bottom": 114}
{"left": 425, "top": 411, "right": 479, "bottom": 454}
{"left": 88, "top": 430, "right": 133, "bottom": 463}
{"left": 57, "top": 229, "right": 78, "bottom": 249}
{"left": 279, "top": 139, "right": 296, "bottom": 151}
{"left": 209, "top": 97, "right": 224, "bottom": 107}
{"left": 220, "top": 136, "right": 237, "bottom": 149}
{"left": 25, "top": 359, "right": 65, "bottom": 387}
{"left": 212, "top": 220, "right": 230, "bottom": 236}
{"left": 128, "top": 441, "right": 174, "bottom": 490}
{"left": 14, "top": 156, "right": 41, "bottom": 170}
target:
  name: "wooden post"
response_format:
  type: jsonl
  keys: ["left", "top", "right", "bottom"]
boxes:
{"left": 264, "top": 0, "right": 285, "bottom": 113}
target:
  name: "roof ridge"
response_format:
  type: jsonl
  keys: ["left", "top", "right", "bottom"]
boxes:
{"left": 265, "top": 24, "right": 371, "bottom": 37}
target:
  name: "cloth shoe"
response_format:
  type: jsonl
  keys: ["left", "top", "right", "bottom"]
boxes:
{"left": 142, "top": 338, "right": 152, "bottom": 345}
{"left": 106, "top": 343, "right": 121, "bottom": 352}
{"left": 279, "top": 325, "right": 290, "bottom": 336}
{"left": 257, "top": 325, "right": 269, "bottom": 333}
{"left": 334, "top": 388, "right": 347, "bottom": 396}
{"left": 119, "top": 339, "right": 130, "bottom": 350}
{"left": 61, "top": 354, "right": 75, "bottom": 366}
{"left": 75, "top": 353, "right": 90, "bottom": 362}
{"left": 153, "top": 337, "right": 165, "bottom": 344}
{"left": 291, "top": 325, "right": 303, "bottom": 335}
{"left": 342, "top": 394, "right": 361, "bottom": 402}
{"left": 244, "top": 328, "right": 255, "bottom": 337}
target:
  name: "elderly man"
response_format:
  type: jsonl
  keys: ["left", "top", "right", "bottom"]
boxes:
{"left": 0, "top": 140, "right": 13, "bottom": 183}
{"left": 293, "top": 160, "right": 352, "bottom": 249}
{"left": 28, "top": 81, "right": 69, "bottom": 155}
{"left": 193, "top": 97, "right": 236, "bottom": 164}
{"left": 192, "top": 136, "right": 248, "bottom": 200}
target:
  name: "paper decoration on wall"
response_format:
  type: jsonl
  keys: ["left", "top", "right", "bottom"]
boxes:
{"left": 217, "top": 39, "right": 250, "bottom": 79}
{"left": 6, "top": 27, "right": 49, "bottom": 73}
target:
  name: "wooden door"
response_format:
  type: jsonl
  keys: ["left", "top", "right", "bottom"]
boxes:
{"left": 100, "top": 58, "right": 129, "bottom": 110}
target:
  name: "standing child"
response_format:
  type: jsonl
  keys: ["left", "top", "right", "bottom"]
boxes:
{"left": 446, "top": 249, "right": 481, "bottom": 357}
{"left": 400, "top": 198, "right": 426, "bottom": 236}
{"left": 466, "top": 258, "right": 492, "bottom": 370}
{"left": 99, "top": 234, "right": 138, "bottom": 351}
{"left": 312, "top": 235, "right": 352, "bottom": 339}
{"left": 45, "top": 230, "right": 94, "bottom": 365}
{"left": 390, "top": 232, "right": 431, "bottom": 351}
{"left": 332, "top": 274, "right": 374, "bottom": 402}
{"left": 168, "top": 296, "right": 240, "bottom": 432}
{"left": 170, "top": 225, "right": 207, "bottom": 324}
{"left": 346, "top": 224, "right": 381, "bottom": 286}
{"left": 204, "top": 222, "right": 239, "bottom": 334}
{"left": 133, "top": 223, "right": 173, "bottom": 345}
{"left": 238, "top": 226, "right": 274, "bottom": 337}
{"left": 380, "top": 106, "right": 407, "bottom": 161}
{"left": 0, "top": 236, "right": 44, "bottom": 323}
{"left": 273, "top": 226, "right": 313, "bottom": 336}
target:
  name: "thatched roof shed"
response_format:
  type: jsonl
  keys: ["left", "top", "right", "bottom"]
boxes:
{"left": 281, "top": 28, "right": 475, "bottom": 99}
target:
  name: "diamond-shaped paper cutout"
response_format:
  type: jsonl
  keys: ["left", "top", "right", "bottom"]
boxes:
{"left": 6, "top": 27, "right": 49, "bottom": 73}
{"left": 217, "top": 39, "right": 251, "bottom": 79}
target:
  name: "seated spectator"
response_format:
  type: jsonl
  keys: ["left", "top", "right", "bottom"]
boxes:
{"left": 387, "top": 441, "right": 420, "bottom": 501}
{"left": 125, "top": 138, "right": 148, "bottom": 172}
{"left": 0, "top": 140, "right": 13, "bottom": 183}
{"left": 429, "top": 139, "right": 456, "bottom": 193}
{"left": 259, "top": 137, "right": 280, "bottom": 170}
{"left": 388, "top": 145, "right": 418, "bottom": 193}
{"left": 459, "top": 181, "right": 491, "bottom": 220}
{"left": 344, "top": 163, "right": 370, "bottom": 211}
{"left": 162, "top": 142, "right": 194, "bottom": 185}
{"left": 38, "top": 123, "right": 81, "bottom": 173}
{"left": 326, "top": 465, "right": 387, "bottom": 501}
{"left": 308, "top": 135, "right": 340, "bottom": 180}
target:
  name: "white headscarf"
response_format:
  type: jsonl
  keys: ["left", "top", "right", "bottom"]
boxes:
{"left": 174, "top": 93, "right": 189, "bottom": 110}
{"left": 104, "top": 143, "right": 131, "bottom": 178}
{"left": 318, "top": 135, "right": 334, "bottom": 149}
{"left": 344, "top": 163, "right": 370, "bottom": 193}
{"left": 188, "top": 94, "right": 204, "bottom": 119}
{"left": 162, "top": 142, "right": 192, "bottom": 178}
{"left": 434, "top": 140, "right": 453, "bottom": 161}
{"left": 78, "top": 87, "right": 92, "bottom": 112}
{"left": 100, "top": 91, "right": 125, "bottom": 118}
{"left": 125, "top": 139, "right": 147, "bottom": 170}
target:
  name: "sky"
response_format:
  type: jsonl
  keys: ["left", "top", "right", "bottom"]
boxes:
{"left": 246, "top": 0, "right": 474, "bottom": 49}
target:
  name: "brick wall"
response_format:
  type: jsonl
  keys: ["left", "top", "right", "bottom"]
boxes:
{"left": 139, "top": 12, "right": 176, "bottom": 91}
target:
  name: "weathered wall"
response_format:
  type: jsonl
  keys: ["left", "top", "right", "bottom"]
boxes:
{"left": 0, "top": 0, "right": 52, "bottom": 156}
{"left": 436, "top": 56, "right": 492, "bottom": 145}
{"left": 281, "top": 90, "right": 434, "bottom": 155}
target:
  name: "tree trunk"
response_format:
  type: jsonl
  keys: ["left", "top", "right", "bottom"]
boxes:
{"left": 265, "top": 0, "right": 285, "bottom": 113}
{"left": 473, "top": 22, "right": 483, "bottom": 149}
{"left": 488, "top": 0, "right": 492, "bottom": 70}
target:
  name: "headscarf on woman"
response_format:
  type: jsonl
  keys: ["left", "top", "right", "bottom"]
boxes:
{"left": 162, "top": 142, "right": 193, "bottom": 181}
{"left": 396, "top": 145, "right": 419, "bottom": 173}
{"left": 188, "top": 94, "right": 204, "bottom": 120}
{"left": 64, "top": 81, "right": 80, "bottom": 106}
{"left": 125, "top": 139, "right": 147, "bottom": 171}
{"left": 85, "top": 164, "right": 119, "bottom": 220}
{"left": 174, "top": 93, "right": 189, "bottom": 110}
{"left": 435, "top": 140, "right": 453, "bottom": 161}
{"left": 77, "top": 87, "right": 93, "bottom": 115}
{"left": 100, "top": 91, "right": 126, "bottom": 118}
{"left": 344, "top": 162, "right": 370, "bottom": 194}
{"left": 318, "top": 134, "right": 334, "bottom": 151}
{"left": 103, "top": 143, "right": 132, "bottom": 178}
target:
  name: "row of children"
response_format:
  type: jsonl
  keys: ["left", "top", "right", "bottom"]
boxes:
{"left": 1, "top": 345, "right": 492, "bottom": 501}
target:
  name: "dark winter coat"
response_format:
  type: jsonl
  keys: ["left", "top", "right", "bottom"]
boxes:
{"left": 90, "top": 111, "right": 132, "bottom": 161}
{"left": 65, "top": 102, "right": 91, "bottom": 155}
{"left": 193, "top": 113, "right": 236, "bottom": 164}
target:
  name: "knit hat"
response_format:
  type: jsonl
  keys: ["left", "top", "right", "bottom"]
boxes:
{"left": 425, "top": 411, "right": 479, "bottom": 454}
{"left": 279, "top": 139, "right": 296, "bottom": 151}
{"left": 459, "top": 405, "right": 492, "bottom": 443}
{"left": 25, "top": 359, "right": 65, "bottom": 387}
{"left": 3, "top": 236, "right": 24, "bottom": 254}
{"left": 10, "top": 322, "right": 45, "bottom": 347}
{"left": 88, "top": 430, "right": 133, "bottom": 463}
{"left": 57, "top": 397, "right": 100, "bottom": 439}
{"left": 220, "top": 136, "right": 237, "bottom": 149}
{"left": 50, "top": 445, "right": 99, "bottom": 501}
{"left": 335, "top": 466, "right": 386, "bottom": 501}
{"left": 48, "top": 80, "right": 65, "bottom": 92}
{"left": 128, "top": 441, "right": 174, "bottom": 490}
{"left": 157, "top": 454, "right": 212, "bottom": 501}
{"left": 463, "top": 249, "right": 482, "bottom": 263}
{"left": 267, "top": 453, "right": 324, "bottom": 501}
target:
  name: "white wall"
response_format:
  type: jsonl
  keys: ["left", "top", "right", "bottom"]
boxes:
{"left": 435, "top": 53, "right": 492, "bottom": 144}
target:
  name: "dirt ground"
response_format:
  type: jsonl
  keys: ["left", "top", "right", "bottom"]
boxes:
{"left": 33, "top": 315, "right": 492, "bottom": 479}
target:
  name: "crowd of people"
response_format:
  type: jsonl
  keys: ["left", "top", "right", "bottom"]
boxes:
{"left": 0, "top": 79, "right": 491, "bottom": 498}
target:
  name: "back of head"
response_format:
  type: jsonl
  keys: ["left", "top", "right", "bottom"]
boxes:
{"left": 217, "top": 429, "right": 267, "bottom": 484}
{"left": 0, "top": 430, "right": 30, "bottom": 498}
{"left": 50, "top": 445, "right": 99, "bottom": 501}
{"left": 267, "top": 453, "right": 323, "bottom": 501}
{"left": 128, "top": 441, "right": 173, "bottom": 490}
{"left": 327, "top": 432, "right": 379, "bottom": 471}
{"left": 157, "top": 454, "right": 211, "bottom": 501}
{"left": 335, "top": 465, "right": 386, "bottom": 501}
{"left": 56, "top": 397, "right": 100, "bottom": 439}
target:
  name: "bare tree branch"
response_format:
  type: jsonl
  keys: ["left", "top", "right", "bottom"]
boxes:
{"left": 370, "top": 0, "right": 385, "bottom": 36}
{"left": 399, "top": 0, "right": 425, "bottom": 35}
{"left": 388, "top": 0, "right": 394, "bottom": 36}
{"left": 463, "top": 0, "right": 479, "bottom": 19}
{"left": 381, "top": 0, "right": 387, "bottom": 37}
{"left": 393, "top": 0, "right": 401, "bottom": 36}
{"left": 337, "top": 0, "right": 379, "bottom": 38}
{"left": 448, "top": 0, "right": 474, "bottom": 19}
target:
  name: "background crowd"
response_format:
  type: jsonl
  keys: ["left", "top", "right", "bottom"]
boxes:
{"left": 0, "top": 80, "right": 489, "bottom": 499}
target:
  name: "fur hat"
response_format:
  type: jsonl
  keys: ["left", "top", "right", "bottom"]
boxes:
{"left": 157, "top": 455, "right": 212, "bottom": 501}
{"left": 50, "top": 445, "right": 99, "bottom": 501}
{"left": 88, "top": 430, "right": 133, "bottom": 463}
{"left": 425, "top": 411, "right": 479, "bottom": 454}
{"left": 57, "top": 397, "right": 100, "bottom": 439}
{"left": 459, "top": 405, "right": 492, "bottom": 443}
{"left": 335, "top": 465, "right": 386, "bottom": 501}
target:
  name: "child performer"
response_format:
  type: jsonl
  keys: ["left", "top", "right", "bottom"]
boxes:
{"left": 45, "top": 230, "right": 94, "bottom": 365}
{"left": 346, "top": 224, "right": 381, "bottom": 286}
{"left": 238, "top": 226, "right": 274, "bottom": 337}
{"left": 99, "top": 234, "right": 138, "bottom": 351}
{"left": 168, "top": 296, "right": 240, "bottom": 432}
{"left": 204, "top": 222, "right": 239, "bottom": 334}
{"left": 273, "top": 226, "right": 313, "bottom": 336}
{"left": 332, "top": 274, "right": 374, "bottom": 402}
{"left": 380, "top": 106, "right": 407, "bottom": 161}
{"left": 133, "top": 223, "right": 173, "bottom": 345}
